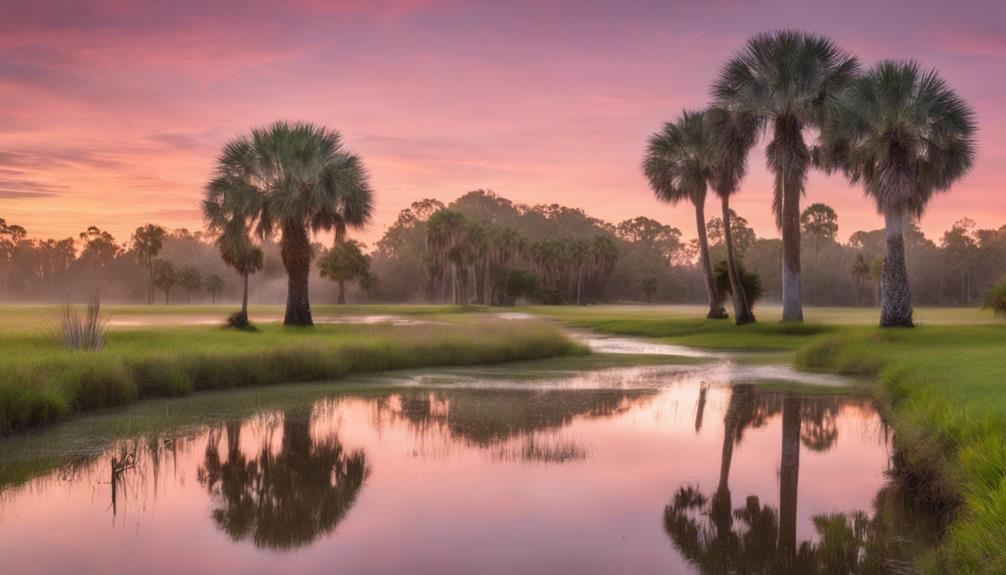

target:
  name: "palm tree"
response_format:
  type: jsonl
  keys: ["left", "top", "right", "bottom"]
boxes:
{"left": 205, "top": 274, "right": 225, "bottom": 304}
{"left": 800, "top": 203, "right": 839, "bottom": 262}
{"left": 714, "top": 30, "right": 860, "bottom": 322}
{"left": 207, "top": 121, "right": 374, "bottom": 326}
{"left": 849, "top": 253, "right": 871, "bottom": 306}
{"left": 823, "top": 61, "right": 976, "bottom": 326}
{"left": 131, "top": 224, "right": 166, "bottom": 304}
{"left": 152, "top": 259, "right": 177, "bottom": 305}
{"left": 216, "top": 224, "right": 264, "bottom": 325}
{"left": 706, "top": 106, "right": 759, "bottom": 324}
{"left": 644, "top": 110, "right": 726, "bottom": 319}
{"left": 318, "top": 239, "right": 373, "bottom": 304}
{"left": 427, "top": 209, "right": 465, "bottom": 304}
{"left": 179, "top": 266, "right": 203, "bottom": 304}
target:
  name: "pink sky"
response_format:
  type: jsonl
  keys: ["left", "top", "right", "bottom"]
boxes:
{"left": 1, "top": 0, "right": 1004, "bottom": 247}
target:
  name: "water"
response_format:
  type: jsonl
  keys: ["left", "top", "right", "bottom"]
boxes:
{"left": 0, "top": 358, "right": 939, "bottom": 574}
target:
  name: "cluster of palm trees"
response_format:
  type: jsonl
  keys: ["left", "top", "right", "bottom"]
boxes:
{"left": 645, "top": 30, "right": 976, "bottom": 327}
{"left": 202, "top": 121, "right": 374, "bottom": 326}
{"left": 425, "top": 208, "right": 618, "bottom": 305}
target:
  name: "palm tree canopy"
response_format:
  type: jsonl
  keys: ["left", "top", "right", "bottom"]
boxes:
{"left": 643, "top": 110, "right": 712, "bottom": 206}
{"left": 712, "top": 30, "right": 860, "bottom": 129}
{"left": 705, "top": 106, "right": 759, "bottom": 197}
{"left": 821, "top": 60, "right": 976, "bottom": 216}
{"left": 208, "top": 121, "right": 374, "bottom": 238}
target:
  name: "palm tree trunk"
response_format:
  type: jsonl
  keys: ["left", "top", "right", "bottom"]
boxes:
{"left": 694, "top": 198, "right": 726, "bottom": 319}
{"left": 147, "top": 259, "right": 154, "bottom": 305}
{"left": 337, "top": 280, "right": 346, "bottom": 304}
{"left": 721, "top": 195, "right": 755, "bottom": 324}
{"left": 777, "top": 119, "right": 805, "bottom": 323}
{"left": 694, "top": 385, "right": 707, "bottom": 434}
{"left": 281, "top": 223, "right": 314, "bottom": 326}
{"left": 778, "top": 394, "right": 801, "bottom": 559}
{"left": 241, "top": 272, "right": 249, "bottom": 319}
{"left": 880, "top": 210, "right": 913, "bottom": 327}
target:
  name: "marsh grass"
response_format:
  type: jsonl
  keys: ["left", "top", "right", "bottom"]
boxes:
{"left": 0, "top": 319, "right": 585, "bottom": 435}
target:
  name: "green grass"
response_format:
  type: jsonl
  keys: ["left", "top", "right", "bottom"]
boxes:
{"left": 520, "top": 304, "right": 1006, "bottom": 574}
{"left": 0, "top": 317, "right": 585, "bottom": 435}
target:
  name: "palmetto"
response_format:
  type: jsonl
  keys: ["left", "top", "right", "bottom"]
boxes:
{"left": 713, "top": 30, "right": 860, "bottom": 322}
{"left": 822, "top": 61, "right": 976, "bottom": 326}
{"left": 644, "top": 109, "right": 727, "bottom": 319}
{"left": 206, "top": 121, "right": 373, "bottom": 326}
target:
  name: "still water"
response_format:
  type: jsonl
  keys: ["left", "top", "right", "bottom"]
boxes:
{"left": 0, "top": 360, "right": 938, "bottom": 574}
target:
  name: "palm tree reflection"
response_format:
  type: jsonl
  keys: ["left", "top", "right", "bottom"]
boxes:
{"left": 664, "top": 387, "right": 927, "bottom": 572}
{"left": 198, "top": 410, "right": 369, "bottom": 551}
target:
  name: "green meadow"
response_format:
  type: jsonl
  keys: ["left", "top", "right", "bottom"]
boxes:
{"left": 0, "top": 306, "right": 585, "bottom": 434}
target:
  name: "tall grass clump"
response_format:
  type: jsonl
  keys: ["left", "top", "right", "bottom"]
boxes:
{"left": 52, "top": 294, "right": 109, "bottom": 351}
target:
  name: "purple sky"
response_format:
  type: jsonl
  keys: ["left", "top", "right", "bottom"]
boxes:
{"left": 1, "top": 0, "right": 1003, "bottom": 245}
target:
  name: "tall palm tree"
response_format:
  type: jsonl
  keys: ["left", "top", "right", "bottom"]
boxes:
{"left": 204, "top": 172, "right": 265, "bottom": 325}
{"left": 822, "top": 61, "right": 976, "bottom": 327}
{"left": 208, "top": 121, "right": 374, "bottom": 326}
{"left": 644, "top": 110, "right": 726, "bottom": 319}
{"left": 218, "top": 227, "right": 264, "bottom": 323}
{"left": 131, "top": 224, "right": 166, "bottom": 305}
{"left": 714, "top": 30, "right": 860, "bottom": 322}
{"left": 706, "top": 106, "right": 759, "bottom": 324}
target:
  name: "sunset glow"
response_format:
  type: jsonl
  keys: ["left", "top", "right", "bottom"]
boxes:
{"left": 2, "top": 0, "right": 1003, "bottom": 244}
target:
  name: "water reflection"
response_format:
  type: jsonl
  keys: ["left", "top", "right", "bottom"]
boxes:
{"left": 198, "top": 411, "right": 369, "bottom": 551}
{"left": 666, "top": 386, "right": 931, "bottom": 573}
{"left": 0, "top": 365, "right": 941, "bottom": 574}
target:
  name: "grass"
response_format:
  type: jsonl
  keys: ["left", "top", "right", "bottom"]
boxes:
{"left": 521, "top": 304, "right": 1006, "bottom": 574}
{"left": 0, "top": 316, "right": 586, "bottom": 435}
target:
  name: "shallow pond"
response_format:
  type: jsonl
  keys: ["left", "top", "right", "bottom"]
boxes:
{"left": 0, "top": 358, "right": 940, "bottom": 574}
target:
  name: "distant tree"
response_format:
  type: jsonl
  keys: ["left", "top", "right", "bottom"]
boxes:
{"left": 78, "top": 226, "right": 121, "bottom": 281}
{"left": 496, "top": 268, "right": 537, "bottom": 306}
{"left": 707, "top": 210, "right": 756, "bottom": 256}
{"left": 427, "top": 209, "right": 473, "bottom": 304}
{"left": 644, "top": 109, "right": 726, "bottom": 319}
{"left": 869, "top": 257, "right": 883, "bottom": 307}
{"left": 318, "top": 240, "right": 373, "bottom": 304}
{"left": 152, "top": 259, "right": 178, "bottom": 304}
{"left": 801, "top": 204, "right": 839, "bottom": 261}
{"left": 714, "top": 30, "right": 859, "bottom": 322}
{"left": 179, "top": 266, "right": 203, "bottom": 304}
{"left": 822, "top": 61, "right": 976, "bottom": 326}
{"left": 640, "top": 276, "right": 658, "bottom": 302}
{"left": 849, "top": 254, "right": 871, "bottom": 306}
{"left": 131, "top": 224, "right": 167, "bottom": 304}
{"left": 205, "top": 274, "right": 226, "bottom": 304}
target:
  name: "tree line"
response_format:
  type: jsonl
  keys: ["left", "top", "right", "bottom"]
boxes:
{"left": 3, "top": 191, "right": 1004, "bottom": 312}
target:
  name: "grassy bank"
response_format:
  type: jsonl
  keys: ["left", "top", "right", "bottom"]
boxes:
{"left": 0, "top": 317, "right": 585, "bottom": 435}
{"left": 795, "top": 327, "right": 1006, "bottom": 574}
{"left": 523, "top": 305, "right": 1006, "bottom": 574}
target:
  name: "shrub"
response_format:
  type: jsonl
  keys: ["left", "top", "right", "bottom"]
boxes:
{"left": 53, "top": 294, "right": 109, "bottom": 351}
{"left": 983, "top": 281, "right": 1006, "bottom": 317}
